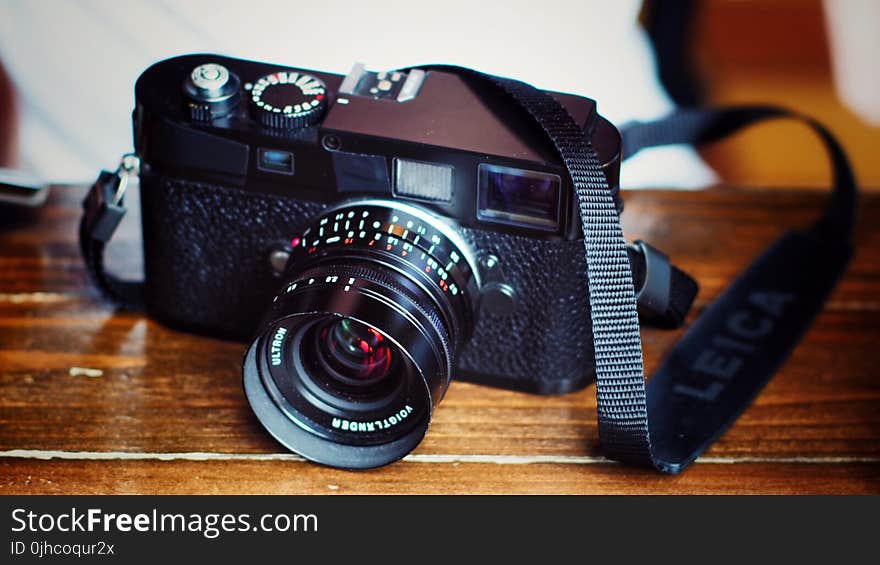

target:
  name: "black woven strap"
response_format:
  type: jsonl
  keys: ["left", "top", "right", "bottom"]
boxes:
{"left": 444, "top": 71, "right": 856, "bottom": 472}
{"left": 476, "top": 74, "right": 661, "bottom": 466}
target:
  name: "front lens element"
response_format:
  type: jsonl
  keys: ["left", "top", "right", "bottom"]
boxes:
{"left": 477, "top": 163, "right": 561, "bottom": 231}
{"left": 320, "top": 318, "right": 392, "bottom": 386}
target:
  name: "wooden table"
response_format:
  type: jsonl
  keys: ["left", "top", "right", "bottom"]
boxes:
{"left": 1, "top": 185, "right": 877, "bottom": 494}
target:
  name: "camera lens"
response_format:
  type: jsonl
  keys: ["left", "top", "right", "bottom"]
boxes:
{"left": 243, "top": 200, "right": 479, "bottom": 469}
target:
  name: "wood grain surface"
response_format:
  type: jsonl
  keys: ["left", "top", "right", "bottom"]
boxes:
{"left": 0, "top": 185, "right": 878, "bottom": 494}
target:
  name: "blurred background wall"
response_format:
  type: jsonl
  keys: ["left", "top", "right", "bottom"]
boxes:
{"left": 678, "top": 0, "right": 880, "bottom": 189}
{"left": 0, "top": 0, "right": 877, "bottom": 190}
{"left": 0, "top": 0, "right": 713, "bottom": 188}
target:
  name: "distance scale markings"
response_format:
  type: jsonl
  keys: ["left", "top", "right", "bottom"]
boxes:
{"left": 290, "top": 207, "right": 468, "bottom": 297}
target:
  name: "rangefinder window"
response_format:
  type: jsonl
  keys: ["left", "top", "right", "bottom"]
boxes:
{"left": 477, "top": 164, "right": 561, "bottom": 231}
{"left": 394, "top": 158, "right": 454, "bottom": 203}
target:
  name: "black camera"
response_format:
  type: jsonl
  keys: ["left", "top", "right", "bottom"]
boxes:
{"left": 131, "top": 54, "right": 686, "bottom": 468}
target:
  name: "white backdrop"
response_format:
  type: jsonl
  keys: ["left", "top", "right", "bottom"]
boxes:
{"left": 0, "top": 0, "right": 715, "bottom": 187}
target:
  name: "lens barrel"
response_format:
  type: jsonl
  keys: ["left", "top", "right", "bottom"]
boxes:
{"left": 243, "top": 200, "right": 478, "bottom": 469}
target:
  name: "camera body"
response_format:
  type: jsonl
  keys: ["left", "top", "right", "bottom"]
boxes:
{"left": 134, "top": 54, "right": 622, "bottom": 395}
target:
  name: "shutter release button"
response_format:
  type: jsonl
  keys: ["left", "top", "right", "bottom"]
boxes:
{"left": 183, "top": 62, "right": 241, "bottom": 121}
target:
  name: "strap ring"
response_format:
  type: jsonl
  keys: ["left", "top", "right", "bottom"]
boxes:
{"left": 112, "top": 153, "right": 140, "bottom": 205}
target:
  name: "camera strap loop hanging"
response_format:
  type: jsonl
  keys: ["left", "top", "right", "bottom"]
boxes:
{"left": 80, "top": 154, "right": 144, "bottom": 310}
{"left": 427, "top": 67, "right": 857, "bottom": 473}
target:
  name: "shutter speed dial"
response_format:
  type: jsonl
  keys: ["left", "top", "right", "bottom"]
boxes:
{"left": 248, "top": 71, "right": 328, "bottom": 129}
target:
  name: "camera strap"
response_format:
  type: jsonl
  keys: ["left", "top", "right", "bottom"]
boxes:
{"left": 447, "top": 70, "right": 857, "bottom": 473}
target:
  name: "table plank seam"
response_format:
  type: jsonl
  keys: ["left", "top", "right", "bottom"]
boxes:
{"left": 0, "top": 292, "right": 82, "bottom": 304}
{"left": 1, "top": 450, "right": 877, "bottom": 465}
{"left": 3, "top": 293, "right": 880, "bottom": 312}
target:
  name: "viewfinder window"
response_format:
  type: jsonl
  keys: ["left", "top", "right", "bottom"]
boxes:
{"left": 477, "top": 164, "right": 561, "bottom": 231}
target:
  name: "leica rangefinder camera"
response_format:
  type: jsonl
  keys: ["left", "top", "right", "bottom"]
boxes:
{"left": 133, "top": 54, "right": 640, "bottom": 468}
